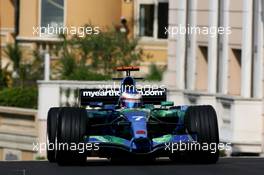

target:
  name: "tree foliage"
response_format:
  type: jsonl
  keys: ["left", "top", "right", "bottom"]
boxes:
{"left": 55, "top": 27, "right": 144, "bottom": 80}
{"left": 4, "top": 44, "right": 22, "bottom": 72}
{"left": 0, "top": 87, "right": 37, "bottom": 109}
{"left": 145, "top": 64, "right": 164, "bottom": 81}
{"left": 3, "top": 44, "right": 44, "bottom": 87}
{"left": 1, "top": 44, "right": 43, "bottom": 108}
{"left": 0, "top": 63, "right": 11, "bottom": 89}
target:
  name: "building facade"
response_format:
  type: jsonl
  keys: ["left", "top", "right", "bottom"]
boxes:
{"left": 164, "top": 0, "right": 264, "bottom": 154}
{"left": 1, "top": 0, "right": 169, "bottom": 73}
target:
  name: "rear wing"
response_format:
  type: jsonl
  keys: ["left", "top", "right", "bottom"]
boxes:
{"left": 116, "top": 66, "right": 140, "bottom": 76}
{"left": 79, "top": 88, "right": 167, "bottom": 106}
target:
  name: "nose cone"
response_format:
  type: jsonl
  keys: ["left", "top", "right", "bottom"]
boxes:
{"left": 122, "top": 110, "right": 152, "bottom": 152}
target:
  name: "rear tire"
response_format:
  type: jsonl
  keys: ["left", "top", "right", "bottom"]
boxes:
{"left": 184, "top": 105, "right": 219, "bottom": 164}
{"left": 56, "top": 107, "right": 87, "bottom": 165}
{"left": 47, "top": 107, "right": 60, "bottom": 162}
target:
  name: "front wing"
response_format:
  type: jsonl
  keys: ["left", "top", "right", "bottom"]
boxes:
{"left": 86, "top": 134, "right": 196, "bottom": 154}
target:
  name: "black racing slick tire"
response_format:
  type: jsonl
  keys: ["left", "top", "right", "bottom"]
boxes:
{"left": 56, "top": 107, "right": 87, "bottom": 165}
{"left": 47, "top": 107, "right": 60, "bottom": 162}
{"left": 184, "top": 105, "right": 219, "bottom": 164}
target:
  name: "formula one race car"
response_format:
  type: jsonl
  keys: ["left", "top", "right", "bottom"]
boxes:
{"left": 47, "top": 66, "right": 219, "bottom": 165}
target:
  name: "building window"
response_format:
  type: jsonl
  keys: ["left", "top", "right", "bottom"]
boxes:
{"left": 40, "top": 0, "right": 64, "bottom": 34}
{"left": 157, "top": 2, "right": 168, "bottom": 39}
{"left": 228, "top": 49, "right": 241, "bottom": 96}
{"left": 137, "top": 0, "right": 168, "bottom": 39}
{"left": 139, "top": 4, "right": 155, "bottom": 37}
{"left": 196, "top": 46, "right": 208, "bottom": 91}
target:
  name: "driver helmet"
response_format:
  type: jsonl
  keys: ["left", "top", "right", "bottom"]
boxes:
{"left": 120, "top": 91, "right": 142, "bottom": 108}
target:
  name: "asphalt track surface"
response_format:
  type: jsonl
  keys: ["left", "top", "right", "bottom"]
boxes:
{"left": 0, "top": 158, "right": 263, "bottom": 175}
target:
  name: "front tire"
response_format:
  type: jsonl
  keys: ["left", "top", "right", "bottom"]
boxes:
{"left": 47, "top": 107, "right": 60, "bottom": 162}
{"left": 184, "top": 105, "right": 219, "bottom": 164}
{"left": 56, "top": 107, "right": 87, "bottom": 165}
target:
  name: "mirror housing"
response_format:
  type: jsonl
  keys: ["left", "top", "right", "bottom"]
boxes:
{"left": 161, "top": 101, "right": 174, "bottom": 107}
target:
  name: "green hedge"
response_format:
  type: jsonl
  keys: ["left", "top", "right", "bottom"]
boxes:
{"left": 145, "top": 64, "right": 164, "bottom": 81}
{"left": 0, "top": 87, "right": 38, "bottom": 109}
